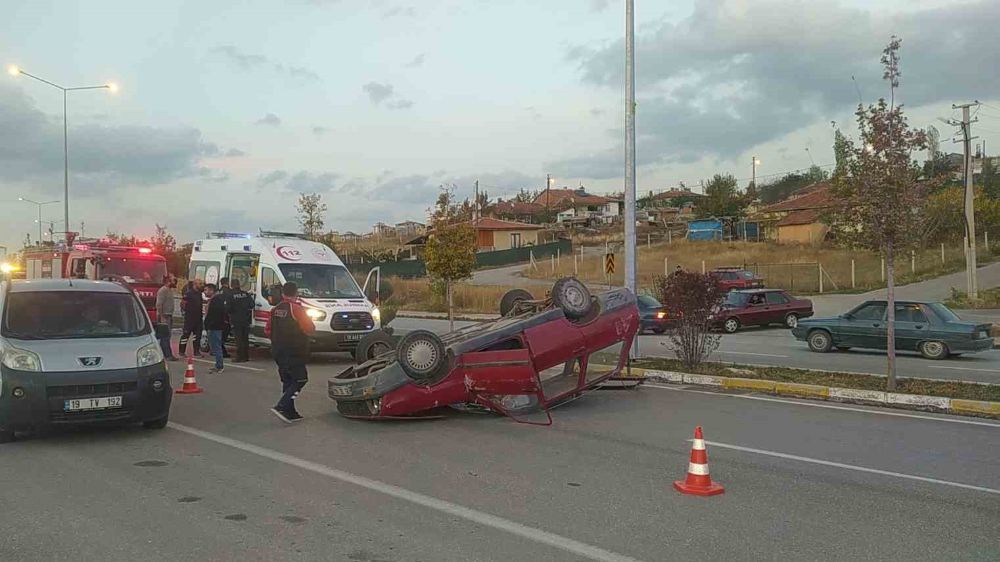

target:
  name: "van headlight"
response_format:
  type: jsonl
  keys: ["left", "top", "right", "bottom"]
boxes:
{"left": 305, "top": 307, "right": 327, "bottom": 322}
{"left": 137, "top": 342, "right": 164, "bottom": 368}
{"left": 1, "top": 345, "right": 41, "bottom": 372}
{"left": 371, "top": 307, "right": 381, "bottom": 325}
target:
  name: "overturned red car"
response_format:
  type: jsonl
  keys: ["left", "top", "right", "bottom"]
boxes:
{"left": 328, "top": 278, "right": 639, "bottom": 421}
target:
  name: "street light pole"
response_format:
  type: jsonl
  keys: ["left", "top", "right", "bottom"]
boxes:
{"left": 624, "top": 0, "right": 638, "bottom": 358}
{"left": 7, "top": 65, "right": 116, "bottom": 243}
{"left": 751, "top": 156, "right": 760, "bottom": 191}
{"left": 18, "top": 197, "right": 60, "bottom": 243}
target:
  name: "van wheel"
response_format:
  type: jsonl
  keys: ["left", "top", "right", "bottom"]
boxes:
{"left": 143, "top": 416, "right": 169, "bottom": 430}
{"left": 355, "top": 331, "right": 396, "bottom": 364}
{"left": 500, "top": 289, "right": 534, "bottom": 317}
{"left": 551, "top": 278, "right": 593, "bottom": 320}
{"left": 0, "top": 429, "right": 14, "bottom": 444}
{"left": 919, "top": 340, "right": 948, "bottom": 360}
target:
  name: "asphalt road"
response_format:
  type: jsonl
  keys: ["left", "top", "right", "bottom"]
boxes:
{"left": 392, "top": 317, "right": 1000, "bottom": 384}
{"left": 3, "top": 346, "right": 998, "bottom": 561}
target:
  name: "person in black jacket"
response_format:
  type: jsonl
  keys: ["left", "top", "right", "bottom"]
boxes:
{"left": 179, "top": 279, "right": 204, "bottom": 357}
{"left": 218, "top": 277, "right": 232, "bottom": 358}
{"left": 203, "top": 283, "right": 227, "bottom": 373}
{"left": 227, "top": 279, "right": 255, "bottom": 363}
{"left": 266, "top": 282, "right": 315, "bottom": 422}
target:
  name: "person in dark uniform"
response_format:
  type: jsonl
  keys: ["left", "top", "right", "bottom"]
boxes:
{"left": 227, "top": 279, "right": 255, "bottom": 363}
{"left": 218, "top": 277, "right": 232, "bottom": 358}
{"left": 179, "top": 279, "right": 204, "bottom": 357}
{"left": 265, "top": 282, "right": 315, "bottom": 423}
{"left": 203, "top": 283, "right": 227, "bottom": 373}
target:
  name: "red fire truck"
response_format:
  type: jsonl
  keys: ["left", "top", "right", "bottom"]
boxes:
{"left": 22, "top": 239, "right": 169, "bottom": 321}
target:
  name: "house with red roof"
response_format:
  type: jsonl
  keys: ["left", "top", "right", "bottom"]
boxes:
{"left": 751, "top": 182, "right": 834, "bottom": 244}
{"left": 466, "top": 217, "right": 544, "bottom": 251}
{"left": 532, "top": 187, "right": 622, "bottom": 224}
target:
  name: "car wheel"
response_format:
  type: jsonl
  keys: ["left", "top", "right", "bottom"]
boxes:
{"left": 723, "top": 317, "right": 740, "bottom": 334}
{"left": 784, "top": 313, "right": 798, "bottom": 328}
{"left": 143, "top": 416, "right": 169, "bottom": 430}
{"left": 919, "top": 340, "right": 949, "bottom": 360}
{"left": 397, "top": 330, "right": 448, "bottom": 383}
{"left": 499, "top": 288, "right": 534, "bottom": 317}
{"left": 551, "top": 278, "right": 593, "bottom": 320}
{"left": 807, "top": 330, "right": 833, "bottom": 353}
{"left": 355, "top": 331, "right": 396, "bottom": 364}
{"left": 0, "top": 429, "right": 14, "bottom": 444}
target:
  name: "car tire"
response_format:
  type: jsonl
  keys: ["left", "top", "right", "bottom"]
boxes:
{"left": 143, "top": 416, "right": 169, "bottom": 430}
{"left": 355, "top": 331, "right": 396, "bottom": 364}
{"left": 551, "top": 278, "right": 593, "bottom": 320}
{"left": 0, "top": 429, "right": 14, "bottom": 444}
{"left": 807, "top": 330, "right": 833, "bottom": 353}
{"left": 499, "top": 289, "right": 534, "bottom": 317}
{"left": 722, "top": 317, "right": 740, "bottom": 334}
{"left": 919, "top": 340, "right": 949, "bottom": 360}
{"left": 784, "top": 313, "right": 798, "bottom": 329}
{"left": 397, "top": 330, "right": 448, "bottom": 383}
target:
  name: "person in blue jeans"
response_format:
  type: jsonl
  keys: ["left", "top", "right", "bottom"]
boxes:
{"left": 202, "top": 283, "right": 228, "bottom": 373}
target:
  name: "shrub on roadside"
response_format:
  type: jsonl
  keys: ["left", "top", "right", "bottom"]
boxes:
{"left": 653, "top": 271, "right": 725, "bottom": 369}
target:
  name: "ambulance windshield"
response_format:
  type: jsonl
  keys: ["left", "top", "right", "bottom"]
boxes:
{"left": 278, "top": 264, "right": 363, "bottom": 299}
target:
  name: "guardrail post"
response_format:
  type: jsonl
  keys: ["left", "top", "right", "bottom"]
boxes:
{"left": 911, "top": 250, "right": 916, "bottom": 274}
{"left": 941, "top": 242, "right": 945, "bottom": 264}
{"left": 880, "top": 257, "right": 885, "bottom": 283}
{"left": 574, "top": 254, "right": 578, "bottom": 276}
{"left": 818, "top": 263, "right": 823, "bottom": 293}
{"left": 851, "top": 259, "right": 856, "bottom": 289}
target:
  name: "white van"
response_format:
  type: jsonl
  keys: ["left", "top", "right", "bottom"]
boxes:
{"left": 189, "top": 231, "right": 381, "bottom": 354}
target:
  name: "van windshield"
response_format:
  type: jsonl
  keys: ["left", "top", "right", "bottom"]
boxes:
{"left": 2, "top": 291, "right": 149, "bottom": 340}
{"left": 97, "top": 257, "right": 167, "bottom": 284}
{"left": 278, "top": 264, "right": 363, "bottom": 299}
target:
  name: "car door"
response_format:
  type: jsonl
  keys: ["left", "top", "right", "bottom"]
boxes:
{"left": 253, "top": 266, "right": 282, "bottom": 339}
{"left": 840, "top": 303, "right": 887, "bottom": 348}
{"left": 523, "top": 319, "right": 586, "bottom": 403}
{"left": 892, "top": 303, "right": 930, "bottom": 351}
{"left": 764, "top": 291, "right": 790, "bottom": 324}
{"left": 742, "top": 293, "right": 768, "bottom": 326}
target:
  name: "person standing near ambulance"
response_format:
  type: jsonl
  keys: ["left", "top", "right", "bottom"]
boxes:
{"left": 227, "top": 279, "right": 254, "bottom": 362}
{"left": 265, "top": 282, "right": 315, "bottom": 423}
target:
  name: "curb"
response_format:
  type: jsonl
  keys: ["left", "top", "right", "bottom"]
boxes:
{"left": 613, "top": 366, "right": 1000, "bottom": 419}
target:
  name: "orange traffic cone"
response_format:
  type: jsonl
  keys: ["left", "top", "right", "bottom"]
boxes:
{"left": 673, "top": 426, "right": 724, "bottom": 496}
{"left": 175, "top": 357, "right": 204, "bottom": 394}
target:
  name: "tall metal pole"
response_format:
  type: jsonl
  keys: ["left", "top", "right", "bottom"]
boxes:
{"left": 63, "top": 90, "right": 69, "bottom": 244}
{"left": 960, "top": 104, "right": 978, "bottom": 299}
{"left": 624, "top": 0, "right": 638, "bottom": 358}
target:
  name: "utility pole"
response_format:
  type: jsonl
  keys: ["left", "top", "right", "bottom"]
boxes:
{"left": 545, "top": 174, "right": 551, "bottom": 210}
{"left": 474, "top": 180, "right": 479, "bottom": 221}
{"left": 952, "top": 102, "right": 980, "bottom": 299}
{"left": 624, "top": 0, "right": 638, "bottom": 358}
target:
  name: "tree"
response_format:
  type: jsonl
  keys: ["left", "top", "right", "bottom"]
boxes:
{"left": 653, "top": 271, "right": 724, "bottom": 369}
{"left": 758, "top": 166, "right": 830, "bottom": 204}
{"left": 424, "top": 222, "right": 477, "bottom": 331}
{"left": 981, "top": 157, "right": 1000, "bottom": 200}
{"left": 833, "top": 129, "right": 851, "bottom": 177}
{"left": 296, "top": 193, "right": 327, "bottom": 240}
{"left": 695, "top": 174, "right": 744, "bottom": 218}
{"left": 827, "top": 36, "right": 938, "bottom": 390}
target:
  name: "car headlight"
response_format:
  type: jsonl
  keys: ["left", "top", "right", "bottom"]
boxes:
{"left": 305, "top": 307, "right": 327, "bottom": 322}
{"left": 371, "top": 307, "right": 381, "bottom": 325}
{"left": 656, "top": 311, "right": 667, "bottom": 319}
{"left": 1, "top": 344, "right": 41, "bottom": 372}
{"left": 137, "top": 342, "right": 164, "bottom": 368}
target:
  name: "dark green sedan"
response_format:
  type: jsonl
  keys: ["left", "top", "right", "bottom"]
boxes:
{"left": 792, "top": 300, "right": 994, "bottom": 360}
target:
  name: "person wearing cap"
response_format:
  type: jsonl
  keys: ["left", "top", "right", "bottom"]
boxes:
{"left": 265, "top": 282, "right": 315, "bottom": 423}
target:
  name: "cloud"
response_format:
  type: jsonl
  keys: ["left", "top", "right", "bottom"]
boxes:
{"left": 382, "top": 6, "right": 416, "bottom": 19}
{"left": 362, "top": 82, "right": 395, "bottom": 105}
{"left": 405, "top": 53, "right": 426, "bottom": 68}
{"left": 0, "top": 83, "right": 221, "bottom": 188}
{"left": 387, "top": 99, "right": 414, "bottom": 110}
{"left": 312, "top": 126, "right": 330, "bottom": 135}
{"left": 255, "top": 113, "right": 282, "bottom": 126}
{"left": 258, "top": 170, "right": 288, "bottom": 186}
{"left": 212, "top": 45, "right": 319, "bottom": 81}
{"left": 559, "top": 0, "right": 1000, "bottom": 175}
{"left": 589, "top": 0, "right": 611, "bottom": 12}
{"left": 257, "top": 169, "right": 337, "bottom": 193}
{"left": 224, "top": 148, "right": 246, "bottom": 157}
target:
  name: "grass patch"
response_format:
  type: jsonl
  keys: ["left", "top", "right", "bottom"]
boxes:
{"left": 530, "top": 240, "right": 996, "bottom": 295}
{"left": 384, "top": 277, "right": 537, "bottom": 314}
{"left": 945, "top": 286, "right": 1000, "bottom": 309}
{"left": 612, "top": 355, "right": 1000, "bottom": 402}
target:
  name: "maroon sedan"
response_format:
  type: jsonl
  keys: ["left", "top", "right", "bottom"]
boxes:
{"left": 712, "top": 289, "right": 813, "bottom": 333}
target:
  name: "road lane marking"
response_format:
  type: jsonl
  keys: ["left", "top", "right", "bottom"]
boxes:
{"left": 645, "top": 384, "right": 1000, "bottom": 428}
{"left": 933, "top": 366, "right": 1000, "bottom": 374}
{"left": 167, "top": 422, "right": 642, "bottom": 562}
{"left": 191, "top": 358, "right": 265, "bottom": 372}
{"left": 704, "top": 439, "right": 1000, "bottom": 495}
{"left": 714, "top": 351, "right": 790, "bottom": 358}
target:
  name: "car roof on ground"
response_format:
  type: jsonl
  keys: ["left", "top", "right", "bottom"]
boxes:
{"left": 6, "top": 279, "right": 131, "bottom": 293}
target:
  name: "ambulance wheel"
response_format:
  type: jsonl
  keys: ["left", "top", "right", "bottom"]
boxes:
{"left": 355, "top": 331, "right": 396, "bottom": 364}
{"left": 551, "top": 278, "right": 593, "bottom": 320}
{"left": 397, "top": 330, "right": 447, "bottom": 383}
{"left": 500, "top": 289, "right": 534, "bottom": 317}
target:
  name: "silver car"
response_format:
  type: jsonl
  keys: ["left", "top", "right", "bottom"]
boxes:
{"left": 0, "top": 279, "right": 172, "bottom": 443}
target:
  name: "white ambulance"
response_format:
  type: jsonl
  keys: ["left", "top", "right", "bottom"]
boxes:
{"left": 188, "top": 231, "right": 381, "bottom": 355}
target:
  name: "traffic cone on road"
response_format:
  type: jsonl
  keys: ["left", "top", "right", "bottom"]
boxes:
{"left": 175, "top": 357, "right": 204, "bottom": 395}
{"left": 673, "top": 426, "right": 724, "bottom": 496}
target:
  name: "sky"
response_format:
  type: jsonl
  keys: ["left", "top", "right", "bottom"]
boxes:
{"left": 2, "top": 0, "right": 999, "bottom": 252}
